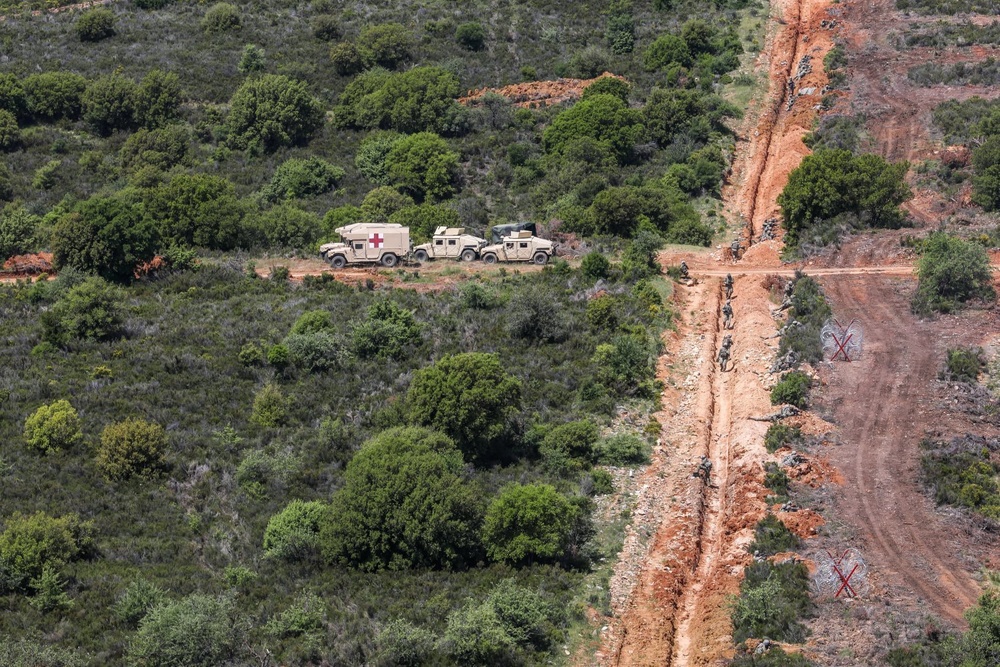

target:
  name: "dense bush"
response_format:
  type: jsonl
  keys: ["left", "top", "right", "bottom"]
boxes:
{"left": 128, "top": 594, "right": 241, "bottom": 666}
{"left": 374, "top": 619, "right": 438, "bottom": 666}
{"left": 250, "top": 383, "right": 289, "bottom": 428}
{"left": 644, "top": 34, "right": 692, "bottom": 71}
{"left": 440, "top": 599, "right": 517, "bottom": 664}
{"left": 594, "top": 433, "right": 649, "bottom": 465}
{"left": 119, "top": 125, "right": 190, "bottom": 174}
{"left": 748, "top": 514, "right": 800, "bottom": 556}
{"left": 355, "top": 131, "right": 401, "bottom": 185}
{"left": 357, "top": 23, "right": 414, "bottom": 69}
{"left": 778, "top": 273, "right": 832, "bottom": 364}
{"left": 262, "top": 499, "right": 326, "bottom": 560}
{"left": 0, "top": 511, "right": 90, "bottom": 594}
{"left": 921, "top": 437, "right": 1000, "bottom": 520}
{"left": 539, "top": 420, "right": 599, "bottom": 473}
{"left": 731, "top": 560, "right": 814, "bottom": 643}
{"left": 581, "top": 251, "right": 611, "bottom": 280}
{"left": 40, "top": 277, "right": 126, "bottom": 345}
{"left": 543, "top": 94, "right": 645, "bottom": 164}
{"left": 320, "top": 427, "right": 482, "bottom": 571}
{"left": 52, "top": 196, "right": 157, "bottom": 282}
{"left": 360, "top": 186, "right": 415, "bottom": 224}
{"left": 333, "top": 67, "right": 465, "bottom": 134}
{"left": 912, "top": 233, "right": 995, "bottom": 314}
{"left": 764, "top": 423, "right": 803, "bottom": 453}
{"left": 82, "top": 73, "right": 138, "bottom": 135}
{"left": 764, "top": 462, "right": 791, "bottom": 499}
{"left": 482, "top": 483, "right": 577, "bottom": 565}
{"left": 146, "top": 173, "right": 243, "bottom": 250}
{"left": 770, "top": 371, "right": 812, "bottom": 408}
{"left": 311, "top": 15, "right": 340, "bottom": 41}
{"left": 406, "top": 352, "right": 521, "bottom": 461}
{"left": 114, "top": 579, "right": 167, "bottom": 627}
{"left": 263, "top": 157, "right": 344, "bottom": 202}
{"left": 76, "top": 8, "right": 115, "bottom": 42}
{"left": 0, "top": 110, "right": 19, "bottom": 152}
{"left": 0, "top": 637, "right": 87, "bottom": 667}
{"left": 23, "top": 400, "right": 83, "bottom": 454}
{"left": 456, "top": 22, "right": 486, "bottom": 51}
{"left": 779, "top": 149, "right": 911, "bottom": 250}
{"left": 910, "top": 58, "right": 1000, "bottom": 87}
{"left": 386, "top": 132, "right": 459, "bottom": 201}
{"left": 226, "top": 75, "right": 324, "bottom": 152}
{"left": 97, "top": 418, "right": 167, "bottom": 481}
{"left": 593, "top": 333, "right": 657, "bottom": 396}
{"left": 0, "top": 74, "right": 27, "bottom": 121}
{"left": 0, "top": 204, "right": 38, "bottom": 260}
{"left": 351, "top": 299, "right": 422, "bottom": 360}
{"left": 201, "top": 2, "right": 241, "bottom": 33}
{"left": 22, "top": 72, "right": 87, "bottom": 122}
{"left": 943, "top": 347, "right": 984, "bottom": 382}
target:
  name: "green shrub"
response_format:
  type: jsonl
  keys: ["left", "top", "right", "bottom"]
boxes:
{"left": 943, "top": 347, "right": 983, "bottom": 382}
{"left": 351, "top": 299, "right": 421, "bottom": 360}
{"left": 375, "top": 619, "right": 438, "bottom": 667}
{"left": 97, "top": 418, "right": 167, "bottom": 481}
{"left": 133, "top": 69, "right": 181, "bottom": 129}
{"left": 482, "top": 483, "right": 576, "bottom": 565}
{"left": 128, "top": 594, "right": 240, "bottom": 667}
{"left": 41, "top": 277, "right": 126, "bottom": 345}
{"left": 778, "top": 274, "right": 831, "bottom": 364}
{"left": 770, "top": 371, "right": 811, "bottom": 408}
{"left": 539, "top": 420, "right": 600, "bottom": 472}
{"left": 250, "top": 383, "right": 289, "bottom": 428}
{"left": 22, "top": 401, "right": 80, "bottom": 455}
{"left": 581, "top": 251, "right": 611, "bottom": 280}
{"left": 250, "top": 204, "right": 323, "bottom": 249}
{"left": 593, "top": 333, "right": 657, "bottom": 396}
{"left": 594, "top": 433, "right": 649, "bottom": 465}
{"left": 320, "top": 427, "right": 482, "bottom": 571}
{"left": 644, "top": 34, "right": 692, "bottom": 71}
{"left": 355, "top": 131, "right": 402, "bottom": 185}
{"left": 222, "top": 566, "right": 257, "bottom": 588}
{"left": 606, "top": 11, "right": 635, "bottom": 55}
{"left": 0, "top": 637, "right": 87, "bottom": 666}
{"left": 386, "top": 132, "right": 459, "bottom": 201}
{"left": 311, "top": 14, "right": 340, "bottom": 41}
{"left": 330, "top": 41, "right": 364, "bottom": 76}
{"left": 485, "top": 578, "right": 557, "bottom": 648}
{"left": 732, "top": 560, "right": 814, "bottom": 643}
{"left": 146, "top": 173, "right": 243, "bottom": 250}
{"left": 266, "top": 343, "right": 290, "bottom": 369}
{"left": 357, "top": 23, "right": 414, "bottom": 69}
{"left": 543, "top": 94, "right": 645, "bottom": 164}
{"left": 290, "top": 309, "right": 334, "bottom": 335}
{"left": 76, "top": 8, "right": 115, "bottom": 42}
{"left": 263, "top": 156, "right": 345, "bottom": 202}
{"left": 29, "top": 565, "right": 72, "bottom": 612}
{"left": 440, "top": 600, "right": 517, "bottom": 665}
{"left": 921, "top": 440, "right": 1000, "bottom": 519}
{"left": 114, "top": 578, "right": 167, "bottom": 627}
{"left": 912, "top": 233, "right": 995, "bottom": 314}
{"left": 0, "top": 110, "right": 20, "bottom": 152}
{"left": 201, "top": 2, "right": 241, "bottom": 33}
{"left": 748, "top": 514, "right": 800, "bottom": 556}
{"left": 264, "top": 590, "right": 325, "bottom": 639}
{"left": 0, "top": 511, "right": 91, "bottom": 594}
{"left": 764, "top": 461, "right": 791, "bottom": 499}
{"left": 0, "top": 73, "right": 27, "bottom": 121}
{"left": 764, "top": 423, "right": 802, "bottom": 453}
{"left": 459, "top": 281, "right": 504, "bottom": 310}
{"left": 263, "top": 500, "right": 326, "bottom": 560}
{"left": 589, "top": 468, "right": 615, "bottom": 495}
{"left": 32, "top": 159, "right": 60, "bottom": 190}
{"left": 81, "top": 73, "right": 137, "bottom": 135}
{"left": 52, "top": 196, "right": 157, "bottom": 282}
{"left": 0, "top": 204, "right": 39, "bottom": 260}
{"left": 226, "top": 75, "right": 324, "bottom": 152}
{"left": 406, "top": 352, "right": 521, "bottom": 461}
{"left": 333, "top": 66, "right": 464, "bottom": 134}
{"left": 360, "top": 186, "right": 415, "bottom": 224}
{"left": 237, "top": 44, "right": 265, "bottom": 74}
{"left": 119, "top": 125, "right": 190, "bottom": 174}
{"left": 456, "top": 22, "right": 486, "bottom": 51}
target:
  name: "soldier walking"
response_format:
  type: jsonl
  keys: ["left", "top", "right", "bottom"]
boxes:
{"left": 693, "top": 455, "right": 712, "bottom": 483}
{"left": 679, "top": 261, "right": 689, "bottom": 280}
{"left": 722, "top": 299, "right": 734, "bottom": 330}
{"left": 724, "top": 273, "right": 734, "bottom": 299}
{"left": 730, "top": 238, "right": 741, "bottom": 261}
{"left": 717, "top": 344, "right": 731, "bottom": 371}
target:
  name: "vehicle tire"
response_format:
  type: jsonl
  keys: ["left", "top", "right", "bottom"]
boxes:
{"left": 414, "top": 249, "right": 429, "bottom": 262}
{"left": 461, "top": 248, "right": 477, "bottom": 262}
{"left": 381, "top": 253, "right": 398, "bottom": 268}
{"left": 330, "top": 255, "right": 346, "bottom": 269}
{"left": 482, "top": 253, "right": 498, "bottom": 264}
{"left": 533, "top": 252, "right": 549, "bottom": 265}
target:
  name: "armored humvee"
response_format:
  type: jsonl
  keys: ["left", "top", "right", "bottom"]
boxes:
{"left": 320, "top": 223, "right": 410, "bottom": 268}
{"left": 479, "top": 231, "right": 554, "bottom": 265}
{"left": 412, "top": 227, "right": 487, "bottom": 262}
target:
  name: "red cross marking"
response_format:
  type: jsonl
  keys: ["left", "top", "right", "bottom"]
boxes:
{"left": 369, "top": 233, "right": 384, "bottom": 248}
{"left": 834, "top": 563, "right": 860, "bottom": 598}
{"left": 831, "top": 332, "right": 853, "bottom": 362}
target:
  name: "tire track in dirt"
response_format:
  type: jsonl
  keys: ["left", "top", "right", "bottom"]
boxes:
{"left": 820, "top": 276, "right": 982, "bottom": 626}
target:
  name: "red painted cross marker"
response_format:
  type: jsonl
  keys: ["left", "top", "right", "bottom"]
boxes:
{"left": 827, "top": 549, "right": 859, "bottom": 598}
{"left": 369, "top": 233, "right": 384, "bottom": 248}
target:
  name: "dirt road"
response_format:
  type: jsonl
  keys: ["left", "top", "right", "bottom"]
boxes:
{"left": 819, "top": 276, "right": 989, "bottom": 626}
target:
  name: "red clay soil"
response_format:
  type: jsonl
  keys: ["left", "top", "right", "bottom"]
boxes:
{"left": 0, "top": 252, "right": 53, "bottom": 281}
{"left": 458, "top": 72, "right": 628, "bottom": 109}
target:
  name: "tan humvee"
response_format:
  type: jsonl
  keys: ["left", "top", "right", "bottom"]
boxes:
{"left": 320, "top": 223, "right": 410, "bottom": 268}
{"left": 479, "top": 231, "right": 554, "bottom": 265}
{"left": 412, "top": 227, "right": 487, "bottom": 262}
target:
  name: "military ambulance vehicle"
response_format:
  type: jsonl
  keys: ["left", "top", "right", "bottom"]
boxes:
{"left": 320, "top": 223, "right": 410, "bottom": 268}
{"left": 412, "top": 227, "right": 488, "bottom": 262}
{"left": 479, "top": 231, "right": 554, "bottom": 265}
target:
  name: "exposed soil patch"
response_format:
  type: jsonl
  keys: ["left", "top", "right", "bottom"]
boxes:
{"left": 458, "top": 72, "right": 628, "bottom": 109}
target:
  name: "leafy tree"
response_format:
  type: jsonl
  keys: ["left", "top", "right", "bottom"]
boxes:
{"left": 913, "top": 233, "right": 995, "bottom": 314}
{"left": 249, "top": 204, "right": 322, "bottom": 248}
{"left": 290, "top": 309, "right": 334, "bottom": 335}
{"left": 388, "top": 202, "right": 460, "bottom": 243}
{"left": 406, "top": 352, "right": 522, "bottom": 460}
{"left": 778, "top": 149, "right": 911, "bottom": 248}
{"left": 0, "top": 110, "right": 17, "bottom": 152}
{"left": 76, "top": 8, "right": 115, "bottom": 42}
{"left": 481, "top": 483, "right": 577, "bottom": 565}
{"left": 40, "top": 277, "right": 126, "bottom": 345}
{"left": 134, "top": 69, "right": 181, "bottom": 129}
{"left": 972, "top": 164, "right": 1000, "bottom": 211}
{"left": 606, "top": 11, "right": 635, "bottom": 55}
{"left": 263, "top": 156, "right": 344, "bottom": 201}
{"left": 543, "top": 94, "right": 646, "bottom": 163}
{"left": 97, "top": 418, "right": 167, "bottom": 481}
{"left": 119, "top": 125, "right": 190, "bottom": 174}
{"left": 23, "top": 400, "right": 83, "bottom": 454}
{"left": 201, "top": 2, "right": 241, "bottom": 33}
{"left": 238, "top": 44, "right": 266, "bottom": 74}
{"left": 593, "top": 333, "right": 657, "bottom": 395}
{"left": 958, "top": 589, "right": 1000, "bottom": 666}
{"left": 0, "top": 203, "right": 38, "bottom": 260}
{"left": 643, "top": 88, "right": 735, "bottom": 147}
{"left": 320, "top": 427, "right": 482, "bottom": 571}
{"left": 360, "top": 186, "right": 414, "bottom": 224}
{"left": 357, "top": 23, "right": 413, "bottom": 69}
{"left": 386, "top": 132, "right": 459, "bottom": 201}
{"left": 581, "top": 250, "right": 611, "bottom": 279}
{"left": 128, "top": 594, "right": 241, "bottom": 667}
{"left": 0, "top": 74, "right": 28, "bottom": 121}
{"left": 455, "top": 22, "right": 486, "bottom": 51}
{"left": 355, "top": 131, "right": 401, "bottom": 185}
{"left": 644, "top": 34, "right": 692, "bottom": 71}
{"left": 311, "top": 14, "right": 340, "bottom": 41}
{"left": 333, "top": 66, "right": 464, "bottom": 134}
{"left": 330, "top": 41, "right": 364, "bottom": 76}
{"left": 146, "top": 173, "right": 242, "bottom": 250}
{"left": 324, "top": 204, "right": 362, "bottom": 232}
{"left": 226, "top": 74, "right": 324, "bottom": 152}
{"left": 52, "top": 196, "right": 157, "bottom": 282}
{"left": 351, "top": 299, "right": 422, "bottom": 359}
{"left": 114, "top": 579, "right": 167, "bottom": 627}
{"left": 581, "top": 76, "right": 631, "bottom": 103}
{"left": 262, "top": 499, "right": 326, "bottom": 560}
{"left": 440, "top": 601, "right": 518, "bottom": 665}
{"left": 539, "top": 420, "right": 599, "bottom": 472}
{"left": 250, "top": 383, "right": 289, "bottom": 428}
{"left": 585, "top": 184, "right": 698, "bottom": 237}
{"left": 23, "top": 72, "right": 88, "bottom": 122}
{"left": 82, "top": 73, "right": 138, "bottom": 135}
{"left": 0, "top": 511, "right": 90, "bottom": 594}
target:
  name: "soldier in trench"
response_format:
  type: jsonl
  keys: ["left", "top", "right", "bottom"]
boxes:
{"left": 717, "top": 343, "right": 731, "bottom": 372}
{"left": 724, "top": 273, "right": 734, "bottom": 299}
{"left": 722, "top": 299, "right": 734, "bottom": 330}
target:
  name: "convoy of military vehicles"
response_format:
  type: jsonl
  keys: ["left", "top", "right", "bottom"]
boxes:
{"left": 319, "top": 223, "right": 554, "bottom": 268}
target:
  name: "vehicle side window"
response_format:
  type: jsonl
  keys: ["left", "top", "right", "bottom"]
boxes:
{"left": 448, "top": 240, "right": 456, "bottom": 246}
{"left": 354, "top": 243, "right": 364, "bottom": 250}
{"left": 519, "top": 242, "right": 528, "bottom": 248}
{"left": 506, "top": 242, "right": 514, "bottom": 249}
{"left": 435, "top": 240, "right": 444, "bottom": 246}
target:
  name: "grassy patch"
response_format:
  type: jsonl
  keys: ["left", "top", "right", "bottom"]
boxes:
{"left": 921, "top": 436, "right": 1000, "bottom": 521}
